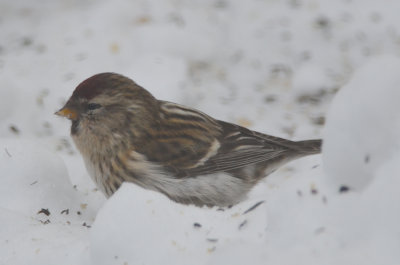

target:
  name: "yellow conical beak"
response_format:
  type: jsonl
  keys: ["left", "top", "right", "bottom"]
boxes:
{"left": 55, "top": 107, "right": 78, "bottom": 120}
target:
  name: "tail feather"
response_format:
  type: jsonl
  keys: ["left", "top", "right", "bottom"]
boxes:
{"left": 295, "top": 139, "right": 322, "bottom": 155}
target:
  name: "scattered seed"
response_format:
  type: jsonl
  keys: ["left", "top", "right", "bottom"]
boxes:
{"left": 109, "top": 43, "right": 120, "bottom": 54}
{"left": 30, "top": 180, "right": 38, "bottom": 185}
{"left": 315, "top": 16, "right": 330, "bottom": 29}
{"left": 238, "top": 220, "right": 248, "bottom": 230}
{"left": 339, "top": 186, "right": 350, "bottom": 193}
{"left": 193, "top": 223, "right": 202, "bottom": 228}
{"left": 37, "top": 208, "right": 50, "bottom": 216}
{"left": 243, "top": 201, "right": 265, "bottom": 214}
{"left": 297, "top": 90, "right": 327, "bottom": 105}
{"left": 265, "top": 95, "right": 277, "bottom": 103}
{"left": 77, "top": 211, "right": 81, "bottom": 215}
{"left": 21, "top": 37, "right": 33, "bottom": 46}
{"left": 9, "top": 125, "right": 19, "bottom": 134}
{"left": 4, "top": 148, "right": 11, "bottom": 157}
{"left": 310, "top": 183, "right": 318, "bottom": 195}
{"left": 40, "top": 219, "right": 50, "bottom": 225}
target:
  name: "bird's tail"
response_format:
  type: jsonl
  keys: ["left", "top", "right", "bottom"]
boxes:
{"left": 295, "top": 139, "right": 322, "bottom": 155}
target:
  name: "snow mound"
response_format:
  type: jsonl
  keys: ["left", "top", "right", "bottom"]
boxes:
{"left": 90, "top": 183, "right": 267, "bottom": 265}
{"left": 251, "top": 56, "right": 400, "bottom": 264}
{"left": 0, "top": 138, "right": 75, "bottom": 217}
{"left": 322, "top": 56, "right": 400, "bottom": 191}
{"left": 0, "top": 139, "right": 98, "bottom": 265}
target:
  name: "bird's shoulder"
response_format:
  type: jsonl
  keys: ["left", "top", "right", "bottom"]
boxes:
{"left": 136, "top": 101, "right": 221, "bottom": 169}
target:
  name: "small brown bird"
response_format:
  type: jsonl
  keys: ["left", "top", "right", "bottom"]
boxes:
{"left": 56, "top": 73, "right": 321, "bottom": 207}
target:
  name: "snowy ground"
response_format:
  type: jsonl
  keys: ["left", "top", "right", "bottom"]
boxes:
{"left": 1, "top": 0, "right": 400, "bottom": 264}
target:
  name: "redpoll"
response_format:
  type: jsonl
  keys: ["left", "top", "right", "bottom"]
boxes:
{"left": 56, "top": 73, "right": 321, "bottom": 207}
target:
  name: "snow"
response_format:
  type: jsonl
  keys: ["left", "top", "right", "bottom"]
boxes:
{"left": 0, "top": 139, "right": 96, "bottom": 265}
{"left": 91, "top": 183, "right": 267, "bottom": 265}
{"left": 1, "top": 0, "right": 400, "bottom": 264}
{"left": 0, "top": 139, "right": 73, "bottom": 215}
{"left": 323, "top": 56, "right": 400, "bottom": 191}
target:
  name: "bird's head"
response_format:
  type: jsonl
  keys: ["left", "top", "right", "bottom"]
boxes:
{"left": 56, "top": 73, "right": 159, "bottom": 138}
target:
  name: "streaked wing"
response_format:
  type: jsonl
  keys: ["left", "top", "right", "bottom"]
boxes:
{"left": 184, "top": 121, "right": 291, "bottom": 175}
{"left": 140, "top": 101, "right": 298, "bottom": 176}
{"left": 139, "top": 101, "right": 293, "bottom": 177}
{"left": 138, "top": 101, "right": 222, "bottom": 169}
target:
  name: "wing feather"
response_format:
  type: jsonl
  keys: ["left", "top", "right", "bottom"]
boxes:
{"left": 142, "top": 102, "right": 300, "bottom": 177}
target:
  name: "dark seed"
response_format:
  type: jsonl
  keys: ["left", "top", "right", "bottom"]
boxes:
{"left": 5, "top": 148, "right": 12, "bottom": 157}
{"left": 339, "top": 186, "right": 350, "bottom": 193}
{"left": 30, "top": 180, "right": 38, "bottom": 185}
{"left": 193, "top": 223, "right": 202, "bottom": 228}
{"left": 238, "top": 220, "right": 248, "bottom": 230}
{"left": 9, "top": 125, "right": 19, "bottom": 134}
{"left": 37, "top": 208, "right": 50, "bottom": 216}
{"left": 243, "top": 201, "right": 265, "bottom": 214}
{"left": 82, "top": 222, "right": 91, "bottom": 228}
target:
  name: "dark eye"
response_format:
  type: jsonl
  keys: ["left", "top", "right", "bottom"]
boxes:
{"left": 87, "top": 103, "right": 102, "bottom": 111}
